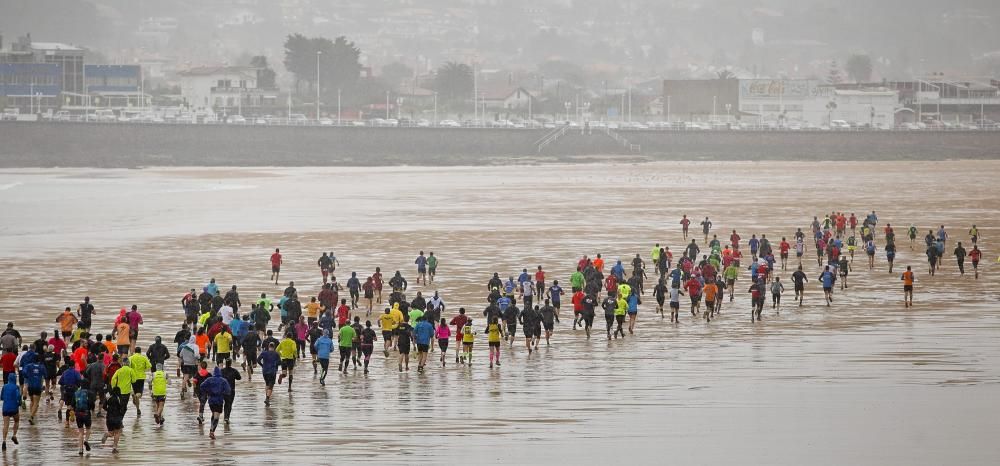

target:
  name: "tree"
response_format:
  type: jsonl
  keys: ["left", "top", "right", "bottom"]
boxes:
{"left": 282, "top": 33, "right": 313, "bottom": 93}
{"left": 826, "top": 60, "right": 844, "bottom": 85}
{"left": 317, "top": 36, "right": 362, "bottom": 100}
{"left": 826, "top": 101, "right": 838, "bottom": 124}
{"left": 250, "top": 56, "right": 277, "bottom": 90}
{"left": 845, "top": 54, "right": 874, "bottom": 83}
{"left": 716, "top": 69, "right": 736, "bottom": 80}
{"left": 433, "top": 62, "right": 473, "bottom": 102}
{"left": 381, "top": 62, "right": 414, "bottom": 90}
{"left": 283, "top": 34, "right": 362, "bottom": 97}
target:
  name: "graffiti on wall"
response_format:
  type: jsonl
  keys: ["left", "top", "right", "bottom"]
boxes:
{"left": 740, "top": 79, "right": 819, "bottom": 98}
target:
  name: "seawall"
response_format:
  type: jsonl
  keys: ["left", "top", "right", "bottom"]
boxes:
{"left": 1, "top": 122, "right": 998, "bottom": 167}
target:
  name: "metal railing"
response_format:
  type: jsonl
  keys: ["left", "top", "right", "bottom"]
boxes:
{"left": 5, "top": 117, "right": 1000, "bottom": 132}
{"left": 605, "top": 127, "right": 641, "bottom": 153}
{"left": 535, "top": 125, "right": 570, "bottom": 153}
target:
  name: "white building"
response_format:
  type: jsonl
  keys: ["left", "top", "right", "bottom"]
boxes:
{"left": 815, "top": 89, "right": 898, "bottom": 128}
{"left": 738, "top": 79, "right": 898, "bottom": 127}
{"left": 178, "top": 66, "right": 274, "bottom": 113}
{"left": 738, "top": 79, "right": 819, "bottom": 124}
{"left": 482, "top": 86, "right": 534, "bottom": 111}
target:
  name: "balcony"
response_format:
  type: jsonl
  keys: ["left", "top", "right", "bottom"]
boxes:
{"left": 210, "top": 86, "right": 262, "bottom": 94}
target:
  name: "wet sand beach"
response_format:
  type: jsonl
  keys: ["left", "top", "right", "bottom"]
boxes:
{"left": 0, "top": 161, "right": 998, "bottom": 465}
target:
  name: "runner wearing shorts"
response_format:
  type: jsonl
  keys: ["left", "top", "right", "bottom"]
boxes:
{"left": 270, "top": 248, "right": 282, "bottom": 285}
{"left": 901, "top": 266, "right": 915, "bottom": 308}
{"left": 436, "top": 320, "right": 450, "bottom": 367}
{"left": 337, "top": 322, "right": 356, "bottom": 374}
{"left": 969, "top": 245, "right": 982, "bottom": 279}
{"left": 73, "top": 386, "right": 95, "bottom": 455}
{"left": 276, "top": 335, "right": 297, "bottom": 391}
{"left": 379, "top": 308, "right": 396, "bottom": 357}
{"left": 486, "top": 317, "right": 503, "bottom": 368}
{"left": 395, "top": 322, "right": 413, "bottom": 372}
{"left": 257, "top": 343, "right": 279, "bottom": 406}
{"left": 2, "top": 372, "right": 20, "bottom": 451}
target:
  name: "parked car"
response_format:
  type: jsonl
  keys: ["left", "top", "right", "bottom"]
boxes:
{"left": 94, "top": 109, "right": 117, "bottom": 122}
{"left": 228, "top": 115, "right": 247, "bottom": 124}
{"left": 318, "top": 117, "right": 334, "bottom": 126}
{"left": 287, "top": 114, "right": 308, "bottom": 125}
{"left": 53, "top": 110, "right": 72, "bottom": 121}
{"left": 830, "top": 120, "right": 851, "bottom": 130}
{"left": 438, "top": 119, "right": 460, "bottom": 128}
{"left": 134, "top": 113, "right": 164, "bottom": 123}
{"left": 1, "top": 108, "right": 19, "bottom": 121}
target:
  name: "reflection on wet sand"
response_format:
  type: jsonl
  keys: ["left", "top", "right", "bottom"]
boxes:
{"left": 0, "top": 162, "right": 998, "bottom": 464}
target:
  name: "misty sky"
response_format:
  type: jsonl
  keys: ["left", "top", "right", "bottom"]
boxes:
{"left": 2, "top": 0, "right": 1000, "bottom": 79}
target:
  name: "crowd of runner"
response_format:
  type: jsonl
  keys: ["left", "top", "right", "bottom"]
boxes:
{"left": 0, "top": 212, "right": 987, "bottom": 456}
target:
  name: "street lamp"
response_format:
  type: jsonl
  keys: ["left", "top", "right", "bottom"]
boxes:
{"left": 666, "top": 95, "right": 671, "bottom": 123}
{"left": 580, "top": 101, "right": 591, "bottom": 133}
{"left": 575, "top": 92, "right": 580, "bottom": 122}
{"left": 433, "top": 92, "right": 438, "bottom": 125}
{"left": 316, "top": 51, "right": 322, "bottom": 120}
{"left": 385, "top": 91, "right": 390, "bottom": 119}
{"left": 712, "top": 95, "right": 717, "bottom": 121}
{"left": 725, "top": 103, "right": 732, "bottom": 120}
{"left": 564, "top": 101, "right": 571, "bottom": 122}
{"left": 337, "top": 88, "right": 342, "bottom": 126}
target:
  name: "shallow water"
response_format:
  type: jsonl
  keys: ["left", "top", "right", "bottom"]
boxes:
{"left": 0, "top": 162, "right": 998, "bottom": 465}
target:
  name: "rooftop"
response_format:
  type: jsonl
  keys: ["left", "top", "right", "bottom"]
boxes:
{"left": 177, "top": 66, "right": 258, "bottom": 77}
{"left": 29, "top": 42, "right": 83, "bottom": 52}
{"left": 834, "top": 89, "right": 897, "bottom": 96}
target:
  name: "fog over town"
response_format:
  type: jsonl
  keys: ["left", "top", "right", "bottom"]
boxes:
{"left": 2, "top": 0, "right": 1000, "bottom": 129}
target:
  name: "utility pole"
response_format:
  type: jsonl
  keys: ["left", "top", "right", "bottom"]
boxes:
{"left": 575, "top": 92, "right": 580, "bottom": 124}
{"left": 527, "top": 92, "right": 532, "bottom": 121}
{"left": 139, "top": 63, "right": 144, "bottom": 112}
{"left": 337, "top": 88, "right": 341, "bottom": 125}
{"left": 627, "top": 81, "right": 632, "bottom": 122}
{"left": 472, "top": 61, "right": 478, "bottom": 122}
{"left": 433, "top": 92, "right": 438, "bottom": 125}
{"left": 315, "top": 51, "right": 321, "bottom": 120}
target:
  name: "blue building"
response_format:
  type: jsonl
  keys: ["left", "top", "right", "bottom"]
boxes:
{"left": 0, "top": 63, "right": 61, "bottom": 113}
{"left": 85, "top": 64, "right": 145, "bottom": 108}
{"left": 0, "top": 35, "right": 85, "bottom": 107}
